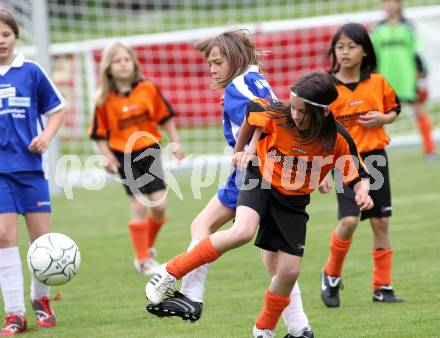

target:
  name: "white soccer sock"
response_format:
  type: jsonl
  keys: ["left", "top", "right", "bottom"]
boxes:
{"left": 0, "top": 247, "right": 25, "bottom": 315}
{"left": 30, "top": 275, "right": 50, "bottom": 300}
{"left": 282, "top": 281, "right": 310, "bottom": 336}
{"left": 180, "top": 240, "right": 209, "bottom": 303}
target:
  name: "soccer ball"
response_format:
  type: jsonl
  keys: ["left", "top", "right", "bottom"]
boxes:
{"left": 27, "top": 233, "right": 81, "bottom": 286}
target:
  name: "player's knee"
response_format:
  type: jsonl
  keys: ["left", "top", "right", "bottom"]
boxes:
{"left": 230, "top": 225, "right": 255, "bottom": 246}
{"left": 277, "top": 266, "right": 300, "bottom": 282}
{"left": 339, "top": 216, "right": 358, "bottom": 234}
{"left": 0, "top": 230, "right": 14, "bottom": 247}
{"left": 151, "top": 203, "right": 166, "bottom": 219}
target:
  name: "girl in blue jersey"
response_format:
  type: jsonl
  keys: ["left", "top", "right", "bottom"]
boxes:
{"left": 146, "top": 29, "right": 313, "bottom": 338}
{"left": 0, "top": 7, "right": 65, "bottom": 336}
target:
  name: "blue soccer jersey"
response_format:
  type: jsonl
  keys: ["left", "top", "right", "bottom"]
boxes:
{"left": 223, "top": 65, "right": 277, "bottom": 147}
{"left": 0, "top": 53, "right": 65, "bottom": 175}
{"left": 218, "top": 65, "right": 276, "bottom": 209}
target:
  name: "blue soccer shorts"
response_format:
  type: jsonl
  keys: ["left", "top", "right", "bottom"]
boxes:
{"left": 217, "top": 169, "right": 246, "bottom": 210}
{"left": 0, "top": 171, "right": 51, "bottom": 215}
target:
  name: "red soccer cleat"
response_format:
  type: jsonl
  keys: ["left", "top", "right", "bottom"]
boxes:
{"left": 31, "top": 297, "right": 56, "bottom": 327}
{"left": 0, "top": 315, "right": 26, "bottom": 336}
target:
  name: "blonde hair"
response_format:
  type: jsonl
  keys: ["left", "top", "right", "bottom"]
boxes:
{"left": 95, "top": 42, "right": 144, "bottom": 106}
{"left": 195, "top": 29, "right": 261, "bottom": 89}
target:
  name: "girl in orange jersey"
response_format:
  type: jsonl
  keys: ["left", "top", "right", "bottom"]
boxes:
{"left": 146, "top": 30, "right": 314, "bottom": 338}
{"left": 319, "top": 23, "right": 403, "bottom": 308}
{"left": 89, "top": 42, "right": 185, "bottom": 275}
{"left": 146, "top": 71, "right": 373, "bottom": 337}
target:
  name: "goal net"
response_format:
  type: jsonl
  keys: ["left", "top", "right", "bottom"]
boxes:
{"left": 6, "top": 1, "right": 440, "bottom": 185}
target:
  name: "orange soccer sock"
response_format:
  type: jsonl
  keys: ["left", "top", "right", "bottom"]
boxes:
{"left": 372, "top": 248, "right": 393, "bottom": 290}
{"left": 255, "top": 289, "right": 291, "bottom": 330}
{"left": 166, "top": 237, "right": 221, "bottom": 279}
{"left": 324, "top": 230, "right": 353, "bottom": 277}
{"left": 417, "top": 114, "right": 435, "bottom": 154}
{"left": 128, "top": 221, "right": 150, "bottom": 260}
{"left": 147, "top": 217, "right": 165, "bottom": 248}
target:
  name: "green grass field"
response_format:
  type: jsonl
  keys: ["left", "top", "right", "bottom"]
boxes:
{"left": 7, "top": 146, "right": 440, "bottom": 337}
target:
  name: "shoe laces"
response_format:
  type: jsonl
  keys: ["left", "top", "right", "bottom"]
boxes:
{"left": 165, "top": 288, "right": 175, "bottom": 299}
{"left": 155, "top": 273, "right": 176, "bottom": 295}
{"left": 327, "top": 276, "right": 343, "bottom": 296}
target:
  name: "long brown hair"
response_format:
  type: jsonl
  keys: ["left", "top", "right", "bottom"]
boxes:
{"left": 269, "top": 72, "right": 339, "bottom": 152}
{"left": 95, "top": 42, "right": 144, "bottom": 106}
{"left": 195, "top": 29, "right": 261, "bottom": 89}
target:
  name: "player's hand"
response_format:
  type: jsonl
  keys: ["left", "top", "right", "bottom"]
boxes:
{"left": 355, "top": 190, "right": 374, "bottom": 211}
{"left": 318, "top": 176, "right": 332, "bottom": 193}
{"left": 232, "top": 151, "right": 243, "bottom": 168}
{"left": 233, "top": 151, "right": 256, "bottom": 171}
{"left": 171, "top": 142, "right": 185, "bottom": 160}
{"left": 104, "top": 154, "right": 120, "bottom": 174}
{"left": 28, "top": 134, "right": 50, "bottom": 154}
{"left": 220, "top": 95, "right": 224, "bottom": 107}
{"left": 358, "top": 111, "right": 385, "bottom": 128}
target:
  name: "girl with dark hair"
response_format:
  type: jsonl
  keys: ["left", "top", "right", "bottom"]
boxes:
{"left": 146, "top": 29, "right": 314, "bottom": 338}
{"left": 146, "top": 71, "right": 373, "bottom": 337}
{"left": 320, "top": 22, "right": 403, "bottom": 308}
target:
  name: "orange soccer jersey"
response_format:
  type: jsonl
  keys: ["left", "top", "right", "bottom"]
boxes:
{"left": 247, "top": 108, "right": 367, "bottom": 196}
{"left": 330, "top": 72, "right": 400, "bottom": 153}
{"left": 88, "top": 80, "right": 174, "bottom": 153}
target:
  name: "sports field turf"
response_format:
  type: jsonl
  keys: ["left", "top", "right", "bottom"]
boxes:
{"left": 8, "top": 146, "right": 440, "bottom": 337}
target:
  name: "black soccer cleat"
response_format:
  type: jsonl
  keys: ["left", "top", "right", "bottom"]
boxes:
{"left": 284, "top": 326, "right": 314, "bottom": 338}
{"left": 146, "top": 290, "right": 203, "bottom": 322}
{"left": 372, "top": 285, "right": 404, "bottom": 303}
{"left": 321, "top": 269, "right": 343, "bottom": 308}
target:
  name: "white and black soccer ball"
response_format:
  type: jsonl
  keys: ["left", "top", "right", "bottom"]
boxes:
{"left": 27, "top": 233, "right": 81, "bottom": 286}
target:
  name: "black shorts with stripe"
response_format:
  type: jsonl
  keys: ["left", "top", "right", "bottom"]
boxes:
{"left": 237, "top": 166, "right": 310, "bottom": 257}
{"left": 113, "top": 144, "right": 166, "bottom": 196}
{"left": 335, "top": 148, "right": 391, "bottom": 221}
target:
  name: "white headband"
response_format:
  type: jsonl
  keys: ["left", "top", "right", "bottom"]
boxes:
{"left": 291, "top": 91, "right": 329, "bottom": 109}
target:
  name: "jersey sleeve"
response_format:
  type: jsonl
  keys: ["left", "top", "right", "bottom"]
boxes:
{"left": 146, "top": 81, "right": 175, "bottom": 124}
{"left": 334, "top": 123, "right": 369, "bottom": 188}
{"left": 246, "top": 101, "right": 273, "bottom": 133}
{"left": 88, "top": 105, "right": 109, "bottom": 140}
{"left": 382, "top": 77, "right": 401, "bottom": 115}
{"left": 223, "top": 82, "right": 258, "bottom": 126}
{"left": 35, "top": 65, "right": 65, "bottom": 115}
